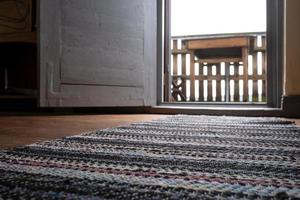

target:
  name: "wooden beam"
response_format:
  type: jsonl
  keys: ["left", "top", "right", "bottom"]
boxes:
{"left": 187, "top": 37, "right": 249, "bottom": 49}
{"left": 172, "top": 49, "right": 189, "bottom": 54}
{"left": 195, "top": 57, "right": 241, "bottom": 64}
{"left": 172, "top": 74, "right": 265, "bottom": 81}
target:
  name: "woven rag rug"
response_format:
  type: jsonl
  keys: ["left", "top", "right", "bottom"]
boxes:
{"left": 0, "top": 115, "right": 300, "bottom": 199}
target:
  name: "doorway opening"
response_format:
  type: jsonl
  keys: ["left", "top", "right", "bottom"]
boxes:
{"left": 159, "top": 0, "right": 282, "bottom": 107}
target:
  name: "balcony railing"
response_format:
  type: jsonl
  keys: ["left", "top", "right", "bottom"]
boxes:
{"left": 164, "top": 32, "right": 267, "bottom": 103}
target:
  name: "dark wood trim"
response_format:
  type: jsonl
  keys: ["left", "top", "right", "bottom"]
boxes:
{"left": 164, "top": 0, "right": 171, "bottom": 102}
{"left": 157, "top": 0, "right": 171, "bottom": 104}
{"left": 157, "top": 0, "right": 164, "bottom": 104}
{"left": 282, "top": 95, "right": 300, "bottom": 118}
{"left": 267, "top": 0, "right": 284, "bottom": 108}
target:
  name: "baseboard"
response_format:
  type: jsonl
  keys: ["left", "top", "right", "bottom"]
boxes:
{"left": 54, "top": 107, "right": 147, "bottom": 115}
{"left": 0, "top": 106, "right": 148, "bottom": 116}
{"left": 282, "top": 95, "right": 300, "bottom": 117}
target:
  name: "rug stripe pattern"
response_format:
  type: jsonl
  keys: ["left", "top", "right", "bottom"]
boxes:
{"left": 0, "top": 115, "right": 299, "bottom": 199}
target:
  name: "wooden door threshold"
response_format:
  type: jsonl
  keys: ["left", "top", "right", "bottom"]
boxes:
{"left": 146, "top": 104, "right": 283, "bottom": 117}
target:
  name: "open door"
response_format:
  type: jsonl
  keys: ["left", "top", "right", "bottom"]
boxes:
{"left": 38, "top": 0, "right": 156, "bottom": 107}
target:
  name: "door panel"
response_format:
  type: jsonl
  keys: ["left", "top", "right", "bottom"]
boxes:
{"left": 60, "top": 45, "right": 144, "bottom": 87}
{"left": 38, "top": 0, "right": 156, "bottom": 107}
{"left": 59, "top": 85, "right": 144, "bottom": 107}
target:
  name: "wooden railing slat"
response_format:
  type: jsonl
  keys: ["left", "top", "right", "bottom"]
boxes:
{"left": 190, "top": 52, "right": 195, "bottom": 101}
{"left": 172, "top": 40, "right": 178, "bottom": 76}
{"left": 252, "top": 52, "right": 258, "bottom": 102}
{"left": 207, "top": 64, "right": 212, "bottom": 101}
{"left": 242, "top": 47, "right": 249, "bottom": 102}
{"left": 181, "top": 53, "right": 186, "bottom": 101}
{"left": 225, "top": 63, "right": 230, "bottom": 102}
{"left": 261, "top": 52, "right": 266, "bottom": 99}
{"left": 199, "top": 63, "right": 204, "bottom": 101}
{"left": 262, "top": 80, "right": 266, "bottom": 101}
{"left": 234, "top": 62, "right": 240, "bottom": 101}
{"left": 216, "top": 63, "right": 222, "bottom": 101}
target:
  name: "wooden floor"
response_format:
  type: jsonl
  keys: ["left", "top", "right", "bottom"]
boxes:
{"left": 0, "top": 114, "right": 167, "bottom": 149}
{"left": 0, "top": 114, "right": 299, "bottom": 149}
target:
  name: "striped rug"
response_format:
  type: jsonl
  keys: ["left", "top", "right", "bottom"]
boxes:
{"left": 0, "top": 115, "right": 299, "bottom": 199}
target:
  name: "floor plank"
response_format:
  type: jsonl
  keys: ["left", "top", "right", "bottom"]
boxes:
{"left": 0, "top": 114, "right": 299, "bottom": 149}
{"left": 0, "top": 114, "right": 167, "bottom": 149}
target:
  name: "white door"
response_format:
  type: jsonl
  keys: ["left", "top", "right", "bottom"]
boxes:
{"left": 38, "top": 0, "right": 156, "bottom": 107}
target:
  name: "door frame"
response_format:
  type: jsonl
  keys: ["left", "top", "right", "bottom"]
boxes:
{"left": 266, "top": 0, "right": 283, "bottom": 108}
{"left": 157, "top": 0, "right": 283, "bottom": 108}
